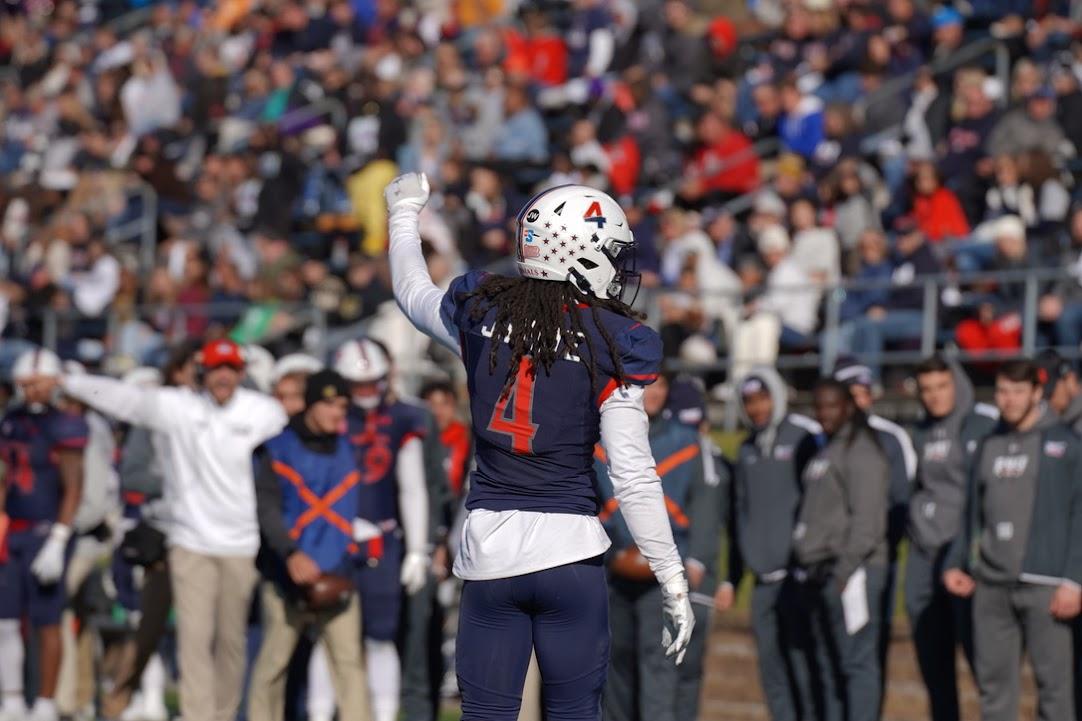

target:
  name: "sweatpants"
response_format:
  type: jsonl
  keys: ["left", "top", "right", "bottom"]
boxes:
{"left": 401, "top": 571, "right": 444, "bottom": 721}
{"left": 973, "top": 581, "right": 1073, "bottom": 721}
{"left": 674, "top": 596, "right": 713, "bottom": 721}
{"left": 904, "top": 542, "right": 973, "bottom": 721}
{"left": 807, "top": 565, "right": 887, "bottom": 721}
{"left": 603, "top": 577, "right": 678, "bottom": 721}
{"left": 751, "top": 577, "right": 817, "bottom": 721}
{"left": 456, "top": 556, "right": 609, "bottom": 721}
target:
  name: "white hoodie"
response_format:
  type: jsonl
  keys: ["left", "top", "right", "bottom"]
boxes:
{"left": 62, "top": 376, "right": 287, "bottom": 556}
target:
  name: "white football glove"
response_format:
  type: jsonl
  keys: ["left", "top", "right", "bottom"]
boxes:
{"left": 384, "top": 172, "right": 430, "bottom": 215}
{"left": 660, "top": 574, "right": 695, "bottom": 665}
{"left": 30, "top": 523, "right": 71, "bottom": 585}
{"left": 351, "top": 518, "right": 382, "bottom": 543}
{"left": 400, "top": 551, "right": 429, "bottom": 595}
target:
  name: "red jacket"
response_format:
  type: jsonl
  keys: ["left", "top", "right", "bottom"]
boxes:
{"left": 913, "top": 187, "right": 970, "bottom": 242}
{"left": 688, "top": 131, "right": 759, "bottom": 195}
{"left": 503, "top": 30, "right": 567, "bottom": 87}
{"left": 604, "top": 135, "right": 641, "bottom": 197}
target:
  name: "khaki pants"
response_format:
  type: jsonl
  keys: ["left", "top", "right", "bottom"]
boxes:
{"left": 248, "top": 582, "right": 370, "bottom": 721}
{"left": 169, "top": 546, "right": 259, "bottom": 721}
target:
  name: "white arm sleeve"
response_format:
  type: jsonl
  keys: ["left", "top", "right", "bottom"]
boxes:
{"left": 62, "top": 375, "right": 170, "bottom": 432}
{"left": 396, "top": 436, "right": 430, "bottom": 556}
{"left": 387, "top": 208, "right": 460, "bottom": 354}
{"left": 600, "top": 384, "right": 684, "bottom": 584}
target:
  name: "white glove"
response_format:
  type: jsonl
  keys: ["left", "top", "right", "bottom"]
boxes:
{"left": 660, "top": 574, "right": 695, "bottom": 665}
{"left": 352, "top": 517, "right": 382, "bottom": 543}
{"left": 400, "top": 551, "right": 429, "bottom": 595}
{"left": 384, "top": 172, "right": 430, "bottom": 215}
{"left": 30, "top": 523, "right": 71, "bottom": 585}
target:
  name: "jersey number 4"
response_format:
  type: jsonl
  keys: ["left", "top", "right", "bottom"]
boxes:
{"left": 487, "top": 358, "right": 539, "bottom": 454}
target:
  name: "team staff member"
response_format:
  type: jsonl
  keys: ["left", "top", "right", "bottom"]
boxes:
{"left": 832, "top": 359, "right": 916, "bottom": 682}
{"left": 1036, "top": 349, "right": 1082, "bottom": 436}
{"left": 0, "top": 349, "right": 86, "bottom": 721}
{"left": 41, "top": 339, "right": 288, "bottom": 721}
{"left": 794, "top": 378, "right": 890, "bottom": 721}
{"left": 596, "top": 373, "right": 708, "bottom": 721}
{"left": 721, "top": 367, "right": 823, "bottom": 721}
{"left": 663, "top": 377, "right": 729, "bottom": 721}
{"left": 905, "top": 355, "right": 997, "bottom": 721}
{"left": 944, "top": 360, "right": 1082, "bottom": 721}
{"left": 248, "top": 370, "right": 370, "bottom": 721}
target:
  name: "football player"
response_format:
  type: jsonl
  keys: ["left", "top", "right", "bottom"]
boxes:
{"left": 384, "top": 173, "right": 693, "bottom": 720}
{"left": 0, "top": 349, "right": 86, "bottom": 721}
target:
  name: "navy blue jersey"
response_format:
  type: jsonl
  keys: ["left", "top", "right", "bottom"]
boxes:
{"left": 440, "top": 270, "right": 662, "bottom": 515}
{"left": 1, "top": 406, "right": 88, "bottom": 522}
{"left": 348, "top": 401, "right": 428, "bottom": 524}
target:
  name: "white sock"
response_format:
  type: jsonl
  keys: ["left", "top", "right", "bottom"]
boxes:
{"left": 306, "top": 641, "right": 336, "bottom": 721}
{"left": 141, "top": 654, "right": 167, "bottom": 714}
{"left": 365, "top": 639, "right": 400, "bottom": 721}
{"left": 0, "top": 619, "right": 25, "bottom": 710}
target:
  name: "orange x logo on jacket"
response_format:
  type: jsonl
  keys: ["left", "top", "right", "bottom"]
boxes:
{"left": 273, "top": 461, "right": 360, "bottom": 553}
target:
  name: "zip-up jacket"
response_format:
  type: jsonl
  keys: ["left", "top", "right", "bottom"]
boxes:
{"left": 595, "top": 416, "right": 705, "bottom": 561}
{"left": 793, "top": 421, "right": 890, "bottom": 588}
{"left": 730, "top": 366, "right": 823, "bottom": 584}
{"left": 908, "top": 363, "right": 999, "bottom": 553}
{"left": 946, "top": 410, "right": 1082, "bottom": 586}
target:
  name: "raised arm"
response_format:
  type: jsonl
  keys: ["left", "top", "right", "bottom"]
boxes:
{"left": 385, "top": 173, "right": 460, "bottom": 353}
{"left": 60, "top": 374, "right": 171, "bottom": 432}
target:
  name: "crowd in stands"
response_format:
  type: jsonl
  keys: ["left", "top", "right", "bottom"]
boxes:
{"left": 2, "top": 0, "right": 1082, "bottom": 391}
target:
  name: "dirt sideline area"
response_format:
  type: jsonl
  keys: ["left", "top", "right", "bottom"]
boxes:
{"left": 699, "top": 612, "right": 1037, "bottom": 721}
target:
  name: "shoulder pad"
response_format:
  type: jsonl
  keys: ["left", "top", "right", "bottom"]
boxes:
{"left": 787, "top": 413, "right": 823, "bottom": 435}
{"left": 974, "top": 402, "right": 1000, "bottom": 420}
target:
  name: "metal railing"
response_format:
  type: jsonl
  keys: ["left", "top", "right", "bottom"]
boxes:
{"left": 653, "top": 265, "right": 1079, "bottom": 375}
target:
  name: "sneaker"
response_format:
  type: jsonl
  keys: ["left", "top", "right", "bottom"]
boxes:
{"left": 27, "top": 699, "right": 58, "bottom": 721}
{"left": 0, "top": 699, "right": 27, "bottom": 721}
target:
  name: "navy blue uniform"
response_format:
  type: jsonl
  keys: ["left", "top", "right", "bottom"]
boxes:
{"left": 441, "top": 271, "right": 662, "bottom": 721}
{"left": 0, "top": 406, "right": 87, "bottom": 626}
{"left": 348, "top": 401, "right": 427, "bottom": 641}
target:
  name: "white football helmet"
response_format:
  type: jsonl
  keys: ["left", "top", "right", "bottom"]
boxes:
{"left": 514, "top": 185, "right": 639, "bottom": 302}
{"left": 12, "top": 347, "right": 62, "bottom": 412}
{"left": 271, "top": 353, "right": 324, "bottom": 385}
{"left": 334, "top": 339, "right": 390, "bottom": 409}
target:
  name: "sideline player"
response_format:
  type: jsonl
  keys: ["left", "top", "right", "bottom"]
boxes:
{"left": 305, "top": 338, "right": 429, "bottom": 721}
{"left": 0, "top": 349, "right": 86, "bottom": 721}
{"left": 385, "top": 173, "right": 693, "bottom": 719}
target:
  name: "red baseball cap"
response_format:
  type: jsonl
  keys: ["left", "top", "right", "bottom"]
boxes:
{"left": 200, "top": 339, "right": 245, "bottom": 370}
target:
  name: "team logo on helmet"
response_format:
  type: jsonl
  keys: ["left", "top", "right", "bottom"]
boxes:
{"left": 583, "top": 201, "right": 606, "bottom": 228}
{"left": 526, "top": 209, "right": 540, "bottom": 222}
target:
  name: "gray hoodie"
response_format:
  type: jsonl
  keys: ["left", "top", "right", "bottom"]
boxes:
{"left": 907, "top": 363, "right": 999, "bottom": 553}
{"left": 948, "top": 409, "right": 1082, "bottom": 586}
{"left": 793, "top": 419, "right": 890, "bottom": 588}
{"left": 1059, "top": 393, "right": 1082, "bottom": 438}
{"left": 730, "top": 367, "right": 823, "bottom": 583}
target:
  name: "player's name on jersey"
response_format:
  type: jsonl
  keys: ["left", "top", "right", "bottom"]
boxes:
{"left": 480, "top": 322, "right": 586, "bottom": 363}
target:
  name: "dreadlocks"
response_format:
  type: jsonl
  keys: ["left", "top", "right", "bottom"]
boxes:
{"left": 461, "top": 275, "right": 644, "bottom": 396}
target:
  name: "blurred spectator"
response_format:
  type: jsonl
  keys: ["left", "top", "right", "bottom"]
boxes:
{"left": 750, "top": 225, "right": 818, "bottom": 350}
{"left": 842, "top": 227, "right": 941, "bottom": 381}
{"left": 911, "top": 161, "right": 970, "bottom": 243}
{"left": 955, "top": 216, "right": 1038, "bottom": 356}
{"left": 987, "top": 86, "right": 1074, "bottom": 162}
{"left": 822, "top": 158, "right": 882, "bottom": 252}
{"left": 492, "top": 85, "right": 549, "bottom": 165}
{"left": 789, "top": 197, "right": 840, "bottom": 289}
{"left": 937, "top": 68, "right": 1000, "bottom": 223}
{"left": 778, "top": 80, "right": 824, "bottom": 159}
{"left": 680, "top": 111, "right": 760, "bottom": 205}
